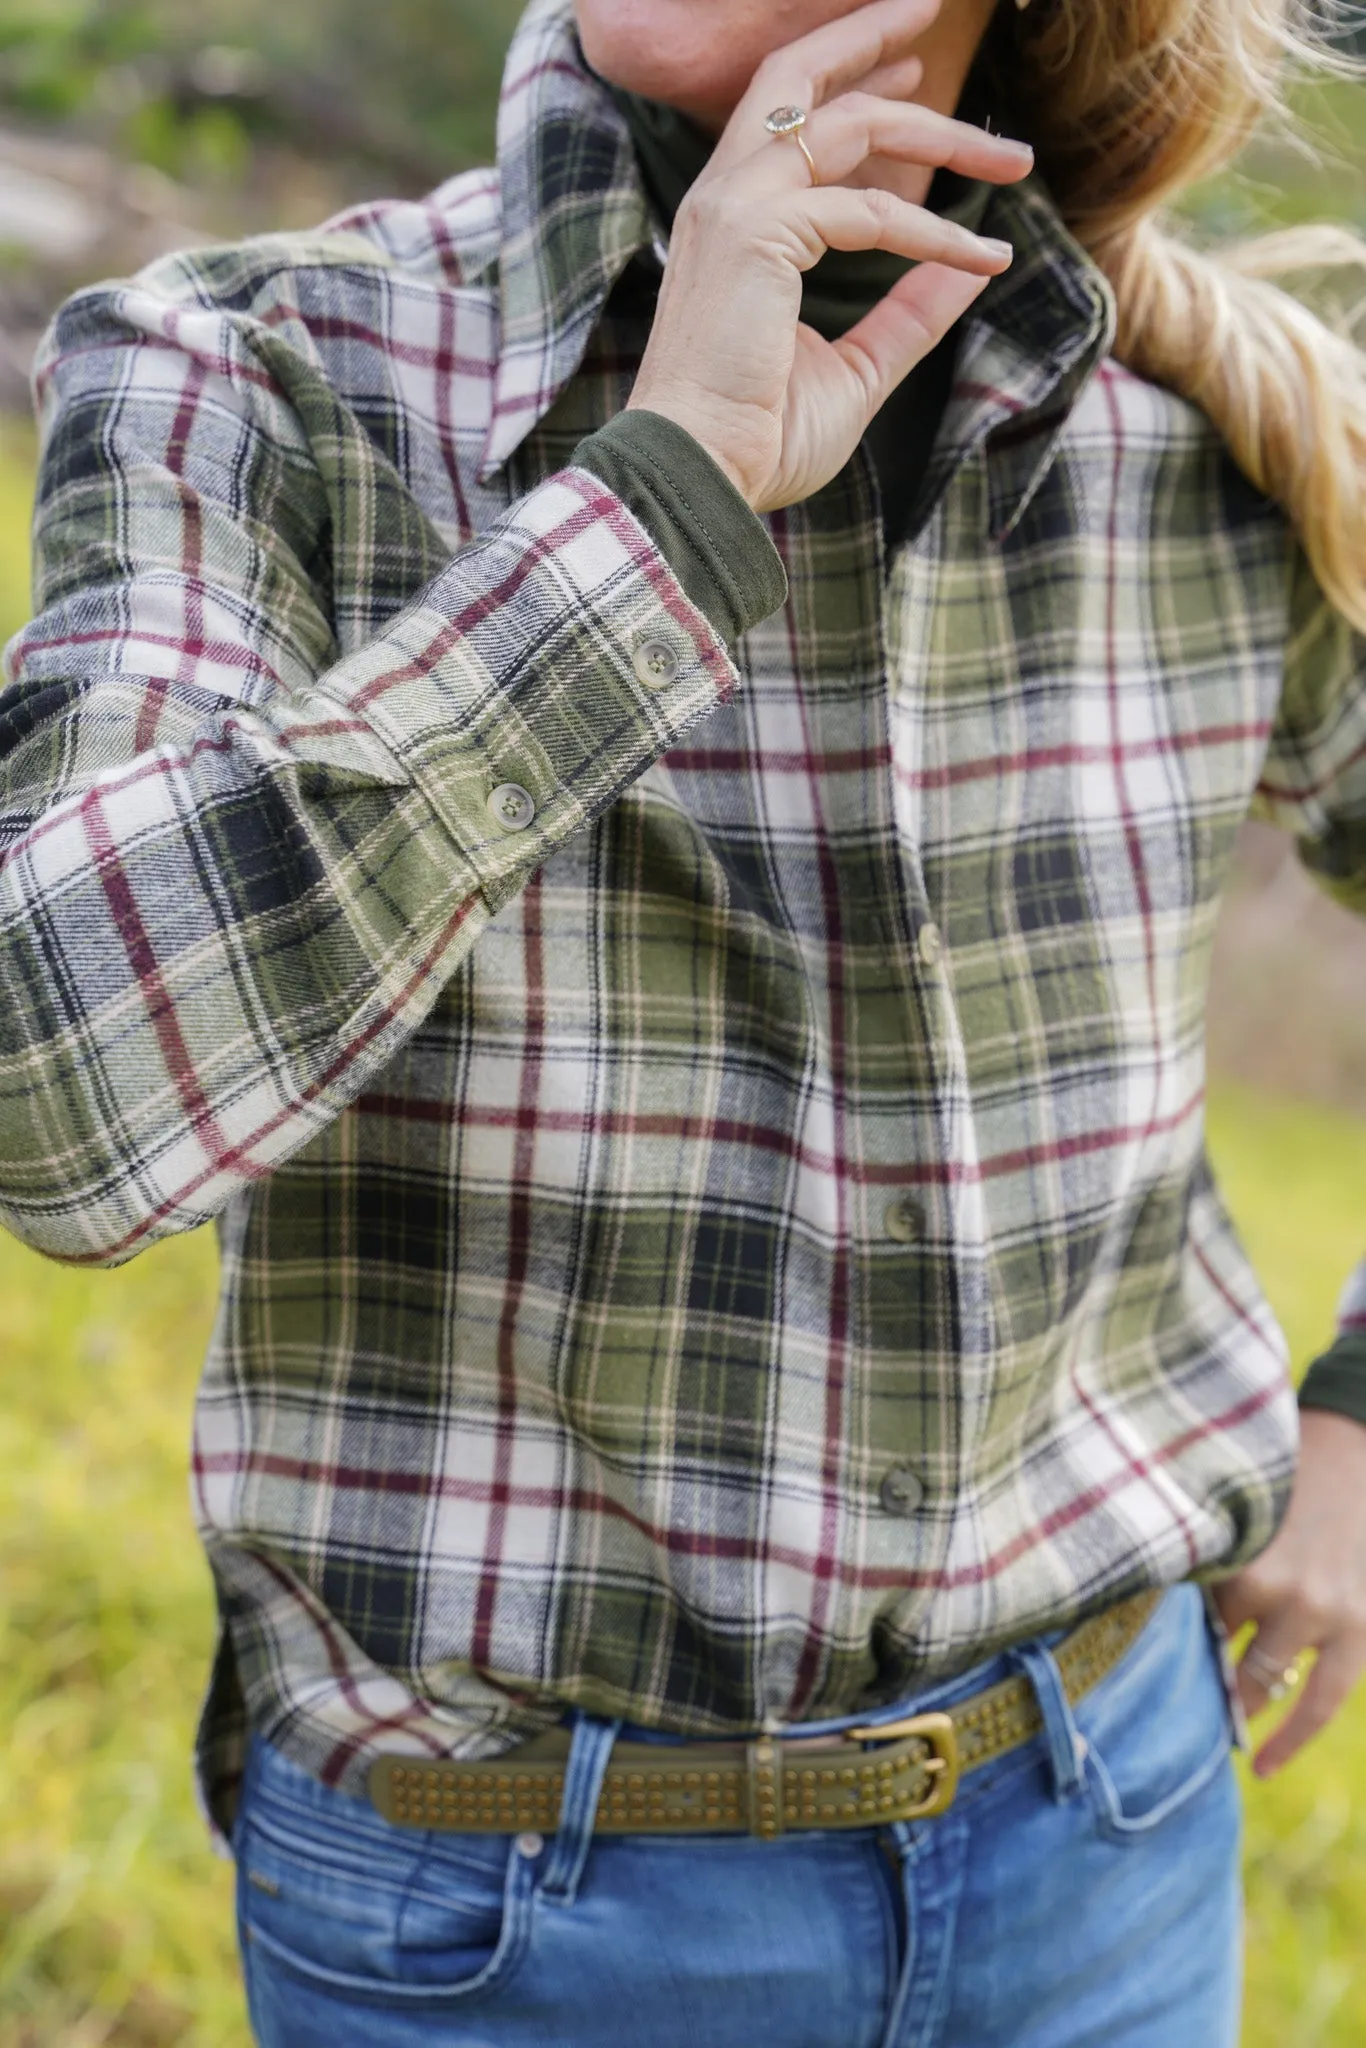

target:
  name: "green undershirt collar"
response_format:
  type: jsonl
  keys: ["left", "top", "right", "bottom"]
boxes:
{"left": 608, "top": 81, "right": 994, "bottom": 340}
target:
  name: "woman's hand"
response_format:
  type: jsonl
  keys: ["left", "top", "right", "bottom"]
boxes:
{"left": 1213, "top": 1408, "right": 1366, "bottom": 1774}
{"left": 625, "top": 0, "right": 1035, "bottom": 514}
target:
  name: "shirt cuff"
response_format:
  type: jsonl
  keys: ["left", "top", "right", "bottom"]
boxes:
{"left": 301, "top": 466, "right": 740, "bottom": 915}
{"left": 1298, "top": 1332, "right": 1366, "bottom": 1427}
{"left": 573, "top": 409, "right": 787, "bottom": 644}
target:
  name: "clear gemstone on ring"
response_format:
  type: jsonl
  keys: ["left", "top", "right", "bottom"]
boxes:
{"left": 764, "top": 105, "right": 807, "bottom": 135}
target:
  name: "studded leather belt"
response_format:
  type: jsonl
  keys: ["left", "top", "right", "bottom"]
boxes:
{"left": 369, "top": 1588, "right": 1160, "bottom": 1841}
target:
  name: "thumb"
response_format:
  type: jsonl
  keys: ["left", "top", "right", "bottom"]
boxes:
{"left": 832, "top": 261, "right": 994, "bottom": 419}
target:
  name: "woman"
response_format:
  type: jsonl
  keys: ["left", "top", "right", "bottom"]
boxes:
{"left": 2, "top": 0, "right": 1365, "bottom": 2040}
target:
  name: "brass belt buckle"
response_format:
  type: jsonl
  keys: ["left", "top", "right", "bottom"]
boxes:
{"left": 844, "top": 1710, "right": 960, "bottom": 1820}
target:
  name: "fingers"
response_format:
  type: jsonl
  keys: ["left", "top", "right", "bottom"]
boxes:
{"left": 683, "top": 98, "right": 1030, "bottom": 293}
{"left": 1209, "top": 1574, "right": 1257, "bottom": 1639}
{"left": 1214, "top": 1414, "right": 1366, "bottom": 1780}
{"left": 798, "top": 184, "right": 1014, "bottom": 277}
{"left": 1234, "top": 1621, "right": 1305, "bottom": 1725}
{"left": 833, "top": 261, "right": 992, "bottom": 414}
{"left": 1251, "top": 1635, "right": 1366, "bottom": 1776}
{"left": 709, "top": 0, "right": 941, "bottom": 175}
{"left": 748, "top": 0, "right": 941, "bottom": 117}
{"left": 703, "top": 92, "right": 1033, "bottom": 224}
{"left": 792, "top": 94, "right": 1034, "bottom": 192}
{"left": 853, "top": 55, "right": 925, "bottom": 104}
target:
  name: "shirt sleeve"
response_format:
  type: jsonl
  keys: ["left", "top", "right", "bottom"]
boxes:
{"left": 1298, "top": 1260, "right": 1366, "bottom": 1425}
{"left": 0, "top": 259, "right": 746, "bottom": 1267}
{"left": 1252, "top": 541, "right": 1366, "bottom": 916}
{"left": 1252, "top": 556, "right": 1366, "bottom": 1422}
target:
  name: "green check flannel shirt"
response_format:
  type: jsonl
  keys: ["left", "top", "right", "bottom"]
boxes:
{"left": 3, "top": 0, "right": 1365, "bottom": 1837}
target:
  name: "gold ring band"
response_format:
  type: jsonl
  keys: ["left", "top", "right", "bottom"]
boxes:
{"left": 1243, "top": 1645, "right": 1303, "bottom": 1701}
{"left": 764, "top": 104, "right": 820, "bottom": 188}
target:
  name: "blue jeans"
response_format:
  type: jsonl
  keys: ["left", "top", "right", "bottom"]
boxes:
{"left": 234, "top": 1584, "right": 1242, "bottom": 2047}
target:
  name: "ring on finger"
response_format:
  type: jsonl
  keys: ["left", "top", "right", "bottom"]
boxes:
{"left": 764, "top": 105, "right": 820, "bottom": 187}
{"left": 1242, "top": 1645, "right": 1303, "bottom": 1702}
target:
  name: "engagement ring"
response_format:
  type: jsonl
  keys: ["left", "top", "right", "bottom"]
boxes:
{"left": 765, "top": 105, "right": 819, "bottom": 186}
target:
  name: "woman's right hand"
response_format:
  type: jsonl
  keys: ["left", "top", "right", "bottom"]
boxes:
{"left": 625, "top": 0, "right": 1035, "bottom": 514}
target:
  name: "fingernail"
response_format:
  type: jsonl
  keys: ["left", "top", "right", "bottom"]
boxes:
{"left": 1001, "top": 137, "right": 1034, "bottom": 159}
{"left": 984, "top": 238, "right": 1014, "bottom": 262}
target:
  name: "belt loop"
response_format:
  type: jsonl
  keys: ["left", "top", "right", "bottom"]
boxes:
{"left": 539, "top": 1713, "right": 621, "bottom": 1906}
{"left": 1012, "top": 1640, "right": 1087, "bottom": 1803}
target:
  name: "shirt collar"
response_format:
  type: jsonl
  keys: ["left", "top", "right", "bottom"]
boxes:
{"left": 481, "top": 0, "right": 650, "bottom": 480}
{"left": 927, "top": 176, "right": 1116, "bottom": 541}
{"left": 481, "top": 0, "right": 1117, "bottom": 537}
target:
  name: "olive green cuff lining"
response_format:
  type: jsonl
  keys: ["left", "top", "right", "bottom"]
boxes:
{"left": 574, "top": 410, "right": 787, "bottom": 644}
{"left": 1298, "top": 1331, "right": 1366, "bottom": 1427}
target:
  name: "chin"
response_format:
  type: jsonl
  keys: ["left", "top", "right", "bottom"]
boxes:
{"left": 573, "top": 0, "right": 795, "bottom": 127}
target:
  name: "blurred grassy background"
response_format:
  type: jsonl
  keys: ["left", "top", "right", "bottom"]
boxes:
{"left": 1, "top": 3, "right": 1366, "bottom": 2043}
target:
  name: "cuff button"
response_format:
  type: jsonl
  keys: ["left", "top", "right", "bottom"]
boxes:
{"left": 487, "top": 782, "right": 536, "bottom": 831}
{"left": 633, "top": 636, "right": 681, "bottom": 690}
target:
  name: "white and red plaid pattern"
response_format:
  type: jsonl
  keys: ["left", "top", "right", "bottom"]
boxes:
{"left": 1, "top": 0, "right": 1362, "bottom": 1840}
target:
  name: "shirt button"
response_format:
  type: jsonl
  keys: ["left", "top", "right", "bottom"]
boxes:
{"left": 516, "top": 1831, "right": 545, "bottom": 1859}
{"left": 917, "top": 921, "right": 942, "bottom": 969}
{"left": 633, "top": 636, "right": 680, "bottom": 690}
{"left": 884, "top": 1194, "right": 927, "bottom": 1244}
{"left": 879, "top": 1467, "right": 925, "bottom": 1518}
{"left": 487, "top": 782, "right": 536, "bottom": 831}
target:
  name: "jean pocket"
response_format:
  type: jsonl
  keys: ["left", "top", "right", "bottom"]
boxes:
{"left": 236, "top": 1739, "right": 536, "bottom": 2010}
{"left": 1078, "top": 1586, "right": 1235, "bottom": 1845}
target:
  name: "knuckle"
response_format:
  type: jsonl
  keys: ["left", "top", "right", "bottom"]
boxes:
{"left": 1299, "top": 1583, "right": 1338, "bottom": 1631}
{"left": 1246, "top": 1560, "right": 1288, "bottom": 1603}
{"left": 684, "top": 181, "right": 741, "bottom": 236}
{"left": 862, "top": 184, "right": 898, "bottom": 223}
{"left": 753, "top": 49, "right": 793, "bottom": 97}
{"left": 943, "top": 221, "right": 985, "bottom": 262}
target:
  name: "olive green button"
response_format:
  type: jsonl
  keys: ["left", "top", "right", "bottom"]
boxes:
{"left": 884, "top": 1194, "right": 927, "bottom": 1244}
{"left": 917, "top": 921, "right": 943, "bottom": 969}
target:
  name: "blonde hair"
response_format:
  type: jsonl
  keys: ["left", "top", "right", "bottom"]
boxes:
{"left": 978, "top": 0, "right": 1366, "bottom": 633}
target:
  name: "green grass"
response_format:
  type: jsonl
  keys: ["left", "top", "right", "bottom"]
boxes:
{"left": 1180, "top": 76, "right": 1366, "bottom": 241}
{"left": 0, "top": 1225, "right": 237, "bottom": 2048}
{"left": 0, "top": 419, "right": 34, "bottom": 664}
{"left": 1, "top": 253, "right": 1366, "bottom": 2042}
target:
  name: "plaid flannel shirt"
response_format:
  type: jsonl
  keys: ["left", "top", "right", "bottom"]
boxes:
{"left": 5, "top": 0, "right": 1366, "bottom": 1836}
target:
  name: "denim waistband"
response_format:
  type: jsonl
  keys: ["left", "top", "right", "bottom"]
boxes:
{"left": 535, "top": 1591, "right": 1192, "bottom": 1908}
